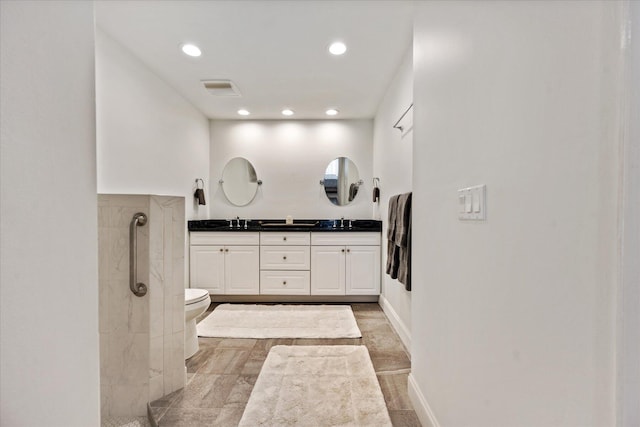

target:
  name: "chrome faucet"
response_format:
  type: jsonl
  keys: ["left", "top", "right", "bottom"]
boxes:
{"left": 228, "top": 217, "right": 241, "bottom": 228}
{"left": 340, "top": 217, "right": 344, "bottom": 228}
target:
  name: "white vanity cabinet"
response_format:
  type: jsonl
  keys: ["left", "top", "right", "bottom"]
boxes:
{"left": 260, "top": 232, "right": 311, "bottom": 295}
{"left": 310, "top": 232, "right": 381, "bottom": 296}
{"left": 189, "top": 229, "right": 380, "bottom": 298}
{"left": 189, "top": 232, "right": 260, "bottom": 294}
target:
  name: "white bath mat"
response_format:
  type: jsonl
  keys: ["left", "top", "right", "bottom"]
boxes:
{"left": 196, "top": 304, "right": 362, "bottom": 339}
{"left": 239, "top": 345, "right": 391, "bottom": 426}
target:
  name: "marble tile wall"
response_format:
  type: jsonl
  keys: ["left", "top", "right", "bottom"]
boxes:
{"left": 99, "top": 195, "right": 186, "bottom": 418}
{"left": 148, "top": 196, "right": 186, "bottom": 401}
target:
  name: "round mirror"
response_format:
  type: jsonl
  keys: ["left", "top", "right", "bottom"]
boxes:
{"left": 221, "top": 157, "right": 260, "bottom": 206}
{"left": 322, "top": 157, "right": 361, "bottom": 206}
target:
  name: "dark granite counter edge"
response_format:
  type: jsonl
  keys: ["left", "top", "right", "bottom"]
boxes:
{"left": 188, "top": 219, "right": 382, "bottom": 232}
{"left": 188, "top": 227, "right": 381, "bottom": 232}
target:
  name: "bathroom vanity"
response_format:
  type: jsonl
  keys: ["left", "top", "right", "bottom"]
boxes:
{"left": 188, "top": 219, "right": 382, "bottom": 302}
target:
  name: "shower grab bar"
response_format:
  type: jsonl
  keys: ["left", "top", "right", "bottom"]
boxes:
{"left": 129, "top": 212, "right": 148, "bottom": 297}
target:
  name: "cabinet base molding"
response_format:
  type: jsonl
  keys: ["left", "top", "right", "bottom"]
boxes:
{"left": 209, "top": 294, "right": 380, "bottom": 304}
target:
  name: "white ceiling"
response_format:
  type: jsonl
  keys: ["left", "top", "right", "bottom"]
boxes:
{"left": 95, "top": 0, "right": 414, "bottom": 120}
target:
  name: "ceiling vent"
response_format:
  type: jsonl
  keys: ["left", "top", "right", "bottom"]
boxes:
{"left": 201, "top": 80, "right": 241, "bottom": 97}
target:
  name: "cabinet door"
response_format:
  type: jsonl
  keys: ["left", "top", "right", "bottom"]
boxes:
{"left": 189, "top": 246, "right": 225, "bottom": 294}
{"left": 346, "top": 246, "right": 381, "bottom": 295}
{"left": 225, "top": 245, "right": 260, "bottom": 294}
{"left": 310, "top": 246, "right": 346, "bottom": 295}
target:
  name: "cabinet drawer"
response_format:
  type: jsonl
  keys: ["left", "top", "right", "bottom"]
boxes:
{"left": 260, "top": 232, "right": 310, "bottom": 246}
{"left": 260, "top": 246, "right": 310, "bottom": 270}
{"left": 260, "top": 270, "right": 310, "bottom": 295}
{"left": 190, "top": 232, "right": 259, "bottom": 246}
{"left": 311, "top": 232, "right": 380, "bottom": 246}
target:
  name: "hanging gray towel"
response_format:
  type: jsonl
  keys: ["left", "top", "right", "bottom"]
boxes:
{"left": 194, "top": 188, "right": 206, "bottom": 205}
{"left": 394, "top": 192, "right": 411, "bottom": 248}
{"left": 387, "top": 195, "right": 399, "bottom": 242}
{"left": 385, "top": 192, "right": 411, "bottom": 291}
{"left": 386, "top": 195, "right": 400, "bottom": 278}
{"left": 396, "top": 193, "right": 412, "bottom": 290}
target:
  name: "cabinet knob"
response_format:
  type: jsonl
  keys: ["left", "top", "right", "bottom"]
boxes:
{"left": 225, "top": 248, "right": 229, "bottom": 252}
{"left": 283, "top": 256, "right": 287, "bottom": 260}
{"left": 283, "top": 281, "right": 287, "bottom": 285}
{"left": 341, "top": 249, "right": 345, "bottom": 253}
{"left": 219, "top": 248, "right": 223, "bottom": 252}
{"left": 283, "top": 237, "right": 287, "bottom": 241}
{"left": 347, "top": 249, "right": 350, "bottom": 253}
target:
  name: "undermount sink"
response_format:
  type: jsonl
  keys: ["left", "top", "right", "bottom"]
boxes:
{"left": 196, "top": 220, "right": 229, "bottom": 228}
{"left": 260, "top": 221, "right": 318, "bottom": 227}
{"left": 350, "top": 220, "right": 378, "bottom": 228}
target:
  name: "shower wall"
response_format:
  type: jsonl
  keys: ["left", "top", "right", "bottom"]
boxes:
{"left": 98, "top": 194, "right": 186, "bottom": 417}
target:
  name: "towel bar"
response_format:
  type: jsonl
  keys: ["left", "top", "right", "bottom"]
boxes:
{"left": 392, "top": 104, "right": 413, "bottom": 133}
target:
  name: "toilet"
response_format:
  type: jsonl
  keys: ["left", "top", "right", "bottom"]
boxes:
{"left": 184, "top": 288, "right": 210, "bottom": 359}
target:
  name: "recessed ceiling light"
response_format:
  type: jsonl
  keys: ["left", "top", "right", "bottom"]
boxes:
{"left": 281, "top": 109, "right": 294, "bottom": 116}
{"left": 325, "top": 108, "right": 339, "bottom": 116}
{"left": 328, "top": 42, "right": 347, "bottom": 56}
{"left": 237, "top": 109, "right": 250, "bottom": 116}
{"left": 181, "top": 43, "right": 201, "bottom": 57}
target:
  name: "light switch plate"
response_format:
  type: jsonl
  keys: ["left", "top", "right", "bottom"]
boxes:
{"left": 458, "top": 185, "right": 486, "bottom": 221}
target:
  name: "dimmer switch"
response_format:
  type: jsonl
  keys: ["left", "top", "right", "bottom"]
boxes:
{"left": 472, "top": 193, "right": 481, "bottom": 212}
{"left": 465, "top": 194, "right": 472, "bottom": 213}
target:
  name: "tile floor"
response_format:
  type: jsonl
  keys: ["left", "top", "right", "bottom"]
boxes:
{"left": 101, "top": 416, "right": 151, "bottom": 427}
{"left": 150, "top": 303, "right": 421, "bottom": 426}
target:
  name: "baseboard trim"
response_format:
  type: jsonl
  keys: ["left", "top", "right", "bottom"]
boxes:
{"left": 408, "top": 373, "right": 440, "bottom": 427}
{"left": 210, "top": 295, "right": 379, "bottom": 303}
{"left": 378, "top": 295, "right": 411, "bottom": 352}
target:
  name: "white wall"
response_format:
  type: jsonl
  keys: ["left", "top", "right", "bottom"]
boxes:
{"left": 372, "top": 47, "right": 413, "bottom": 349}
{"left": 95, "top": 29, "right": 210, "bottom": 222}
{"left": 0, "top": 2, "right": 100, "bottom": 425}
{"left": 410, "top": 1, "right": 622, "bottom": 426}
{"left": 209, "top": 120, "right": 373, "bottom": 219}
{"left": 619, "top": 1, "right": 640, "bottom": 424}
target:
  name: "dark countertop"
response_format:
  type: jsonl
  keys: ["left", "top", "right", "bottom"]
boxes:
{"left": 188, "top": 219, "right": 382, "bottom": 232}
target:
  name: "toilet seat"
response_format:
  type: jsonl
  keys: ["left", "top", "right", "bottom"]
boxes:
{"left": 185, "top": 288, "right": 209, "bottom": 305}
